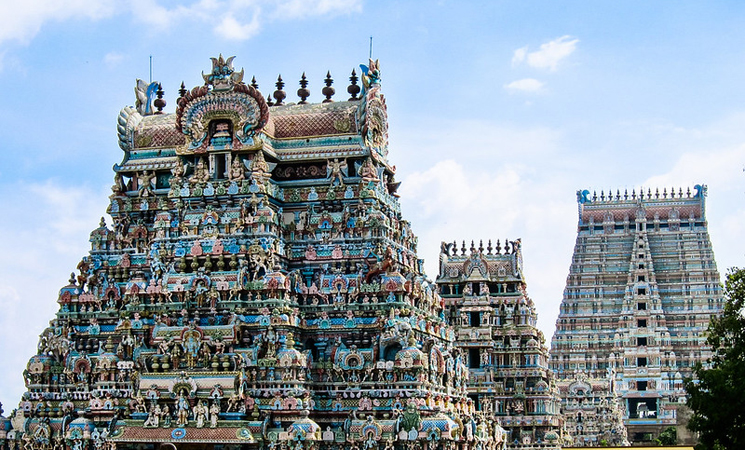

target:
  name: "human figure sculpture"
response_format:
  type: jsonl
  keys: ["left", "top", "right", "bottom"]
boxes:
{"left": 138, "top": 171, "right": 156, "bottom": 197}
{"left": 176, "top": 394, "right": 190, "bottom": 427}
{"left": 209, "top": 401, "right": 220, "bottom": 428}
{"left": 328, "top": 158, "right": 347, "bottom": 186}
{"left": 229, "top": 156, "right": 245, "bottom": 181}
{"left": 194, "top": 400, "right": 207, "bottom": 428}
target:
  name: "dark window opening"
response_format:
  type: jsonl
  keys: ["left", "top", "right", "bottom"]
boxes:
{"left": 637, "top": 357, "right": 647, "bottom": 367}
{"left": 470, "top": 312, "right": 481, "bottom": 327}
{"left": 637, "top": 287, "right": 647, "bottom": 295}
{"left": 304, "top": 339, "right": 318, "bottom": 360}
{"left": 637, "top": 337, "right": 647, "bottom": 346}
{"left": 637, "top": 381, "right": 648, "bottom": 391}
{"left": 638, "top": 319, "right": 647, "bottom": 327}
{"left": 639, "top": 263, "right": 645, "bottom": 269}
{"left": 469, "top": 349, "right": 481, "bottom": 369}
{"left": 638, "top": 302, "right": 647, "bottom": 311}
{"left": 383, "top": 343, "right": 402, "bottom": 362}
{"left": 637, "top": 275, "right": 646, "bottom": 282}
{"left": 215, "top": 153, "right": 228, "bottom": 179}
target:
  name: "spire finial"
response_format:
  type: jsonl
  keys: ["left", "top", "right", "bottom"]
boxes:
{"left": 251, "top": 76, "right": 259, "bottom": 90}
{"left": 273, "top": 75, "right": 286, "bottom": 106}
{"left": 297, "top": 72, "right": 310, "bottom": 104}
{"left": 178, "top": 81, "right": 187, "bottom": 100}
{"left": 322, "top": 71, "right": 335, "bottom": 103}
{"left": 154, "top": 83, "right": 166, "bottom": 113}
{"left": 347, "top": 69, "right": 360, "bottom": 100}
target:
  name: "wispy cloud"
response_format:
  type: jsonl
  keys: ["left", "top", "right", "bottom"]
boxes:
{"left": 216, "top": 10, "right": 262, "bottom": 41}
{"left": 512, "top": 35, "right": 579, "bottom": 71}
{"left": 504, "top": 78, "right": 544, "bottom": 93}
{"left": 0, "top": 0, "right": 117, "bottom": 46}
{"left": 0, "top": 0, "right": 363, "bottom": 48}
{"left": 271, "top": 0, "right": 363, "bottom": 20}
{"left": 104, "top": 51, "right": 124, "bottom": 67}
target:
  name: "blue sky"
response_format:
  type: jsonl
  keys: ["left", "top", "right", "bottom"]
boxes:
{"left": 1, "top": 0, "right": 744, "bottom": 408}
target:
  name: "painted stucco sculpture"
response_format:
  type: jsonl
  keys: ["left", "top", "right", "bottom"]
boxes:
{"left": 5, "top": 56, "right": 506, "bottom": 450}
{"left": 437, "top": 241, "right": 563, "bottom": 448}
{"left": 550, "top": 187, "right": 723, "bottom": 444}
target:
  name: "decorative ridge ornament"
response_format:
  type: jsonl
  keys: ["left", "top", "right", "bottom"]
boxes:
{"left": 202, "top": 54, "right": 245, "bottom": 91}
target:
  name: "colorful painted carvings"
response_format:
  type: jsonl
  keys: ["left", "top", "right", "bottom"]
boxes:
{"left": 550, "top": 187, "right": 724, "bottom": 445}
{"left": 437, "top": 241, "right": 563, "bottom": 448}
{"left": 2, "top": 56, "right": 506, "bottom": 450}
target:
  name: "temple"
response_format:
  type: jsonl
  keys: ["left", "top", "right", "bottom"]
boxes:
{"left": 436, "top": 240, "right": 564, "bottom": 448}
{"left": 0, "top": 57, "right": 508, "bottom": 450}
{"left": 549, "top": 187, "right": 724, "bottom": 445}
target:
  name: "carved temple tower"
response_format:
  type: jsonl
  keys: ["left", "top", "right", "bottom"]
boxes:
{"left": 3, "top": 57, "right": 506, "bottom": 450}
{"left": 437, "top": 241, "right": 563, "bottom": 449}
{"left": 550, "top": 187, "right": 724, "bottom": 444}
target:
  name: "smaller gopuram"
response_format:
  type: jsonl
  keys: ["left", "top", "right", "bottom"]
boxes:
{"left": 556, "top": 372, "right": 629, "bottom": 447}
{"left": 437, "top": 240, "right": 563, "bottom": 449}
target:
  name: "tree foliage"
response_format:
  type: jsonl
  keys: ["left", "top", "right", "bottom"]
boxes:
{"left": 654, "top": 426, "right": 677, "bottom": 446}
{"left": 686, "top": 267, "right": 745, "bottom": 450}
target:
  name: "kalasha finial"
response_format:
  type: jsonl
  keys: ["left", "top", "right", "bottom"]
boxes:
{"left": 251, "top": 76, "right": 259, "bottom": 90}
{"left": 266, "top": 94, "right": 274, "bottom": 107}
{"left": 297, "top": 72, "right": 310, "bottom": 104}
{"left": 322, "top": 71, "right": 335, "bottom": 103}
{"left": 154, "top": 83, "right": 166, "bottom": 113}
{"left": 347, "top": 68, "right": 361, "bottom": 100}
{"left": 273, "top": 75, "right": 286, "bottom": 106}
{"left": 178, "top": 81, "right": 187, "bottom": 99}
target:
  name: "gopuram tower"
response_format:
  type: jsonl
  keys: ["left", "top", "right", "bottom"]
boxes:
{"left": 550, "top": 187, "right": 724, "bottom": 445}
{"left": 1, "top": 57, "right": 506, "bottom": 450}
{"left": 437, "top": 241, "right": 563, "bottom": 449}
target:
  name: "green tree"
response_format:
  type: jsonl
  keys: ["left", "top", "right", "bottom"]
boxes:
{"left": 686, "top": 268, "right": 745, "bottom": 450}
{"left": 654, "top": 426, "right": 677, "bottom": 446}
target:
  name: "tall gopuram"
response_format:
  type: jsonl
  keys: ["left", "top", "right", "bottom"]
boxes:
{"left": 550, "top": 186, "right": 724, "bottom": 444}
{"left": 2, "top": 57, "right": 506, "bottom": 450}
{"left": 437, "top": 241, "right": 563, "bottom": 449}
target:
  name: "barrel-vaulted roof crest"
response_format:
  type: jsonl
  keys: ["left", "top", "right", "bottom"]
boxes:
{"left": 176, "top": 55, "right": 268, "bottom": 154}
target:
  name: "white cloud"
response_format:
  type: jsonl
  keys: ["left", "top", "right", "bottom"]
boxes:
{"left": 215, "top": 10, "right": 262, "bottom": 41}
{"left": 511, "top": 46, "right": 528, "bottom": 66}
{"left": 104, "top": 52, "right": 124, "bottom": 67}
{"left": 504, "top": 78, "right": 544, "bottom": 93}
{"left": 0, "top": 0, "right": 363, "bottom": 51}
{"left": 0, "top": 0, "right": 117, "bottom": 45}
{"left": 512, "top": 35, "right": 579, "bottom": 71}
{"left": 271, "top": 0, "right": 363, "bottom": 19}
